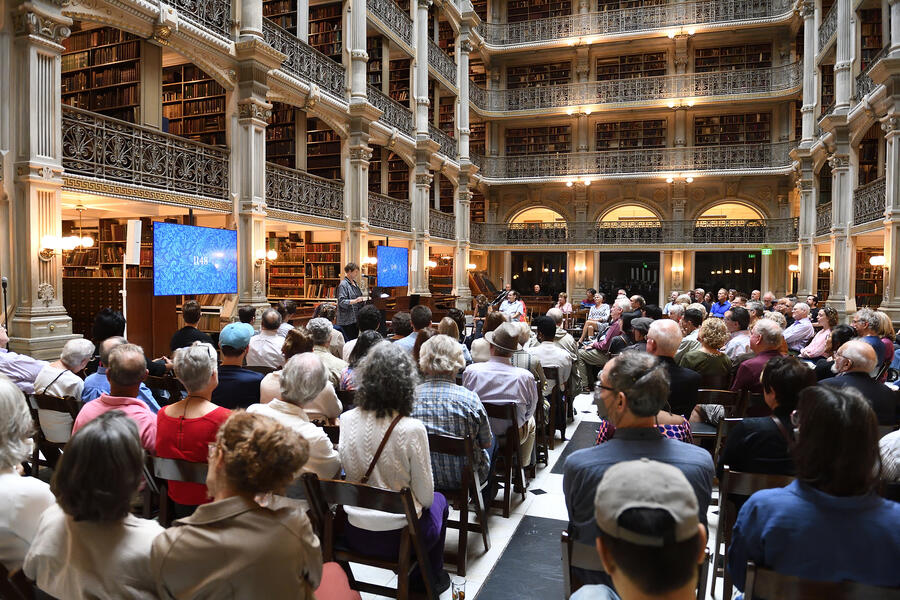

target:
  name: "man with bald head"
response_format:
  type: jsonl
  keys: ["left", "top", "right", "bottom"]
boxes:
{"left": 822, "top": 340, "right": 899, "bottom": 425}
{"left": 646, "top": 319, "right": 701, "bottom": 417}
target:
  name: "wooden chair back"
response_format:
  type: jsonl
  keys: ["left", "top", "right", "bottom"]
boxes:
{"left": 0, "top": 562, "right": 34, "bottom": 600}
{"left": 244, "top": 365, "right": 275, "bottom": 376}
{"left": 541, "top": 366, "right": 566, "bottom": 448}
{"left": 322, "top": 425, "right": 340, "bottom": 446}
{"left": 482, "top": 401, "right": 526, "bottom": 517}
{"left": 144, "top": 375, "right": 184, "bottom": 401}
{"left": 712, "top": 417, "right": 744, "bottom": 466}
{"left": 743, "top": 562, "right": 900, "bottom": 600}
{"left": 152, "top": 456, "right": 209, "bottom": 526}
{"left": 31, "top": 393, "right": 81, "bottom": 420}
{"left": 699, "top": 372, "right": 731, "bottom": 390}
{"left": 696, "top": 389, "right": 745, "bottom": 418}
{"left": 29, "top": 393, "right": 82, "bottom": 476}
{"left": 743, "top": 391, "right": 769, "bottom": 417}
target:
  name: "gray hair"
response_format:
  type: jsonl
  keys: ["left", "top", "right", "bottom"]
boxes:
{"left": 668, "top": 304, "right": 684, "bottom": 318}
{"left": 356, "top": 341, "right": 419, "bottom": 418}
{"left": 546, "top": 307, "right": 564, "bottom": 325}
{"left": 599, "top": 351, "right": 669, "bottom": 417}
{"left": 753, "top": 318, "right": 784, "bottom": 347}
{"left": 99, "top": 336, "right": 127, "bottom": 366}
{"left": 675, "top": 294, "right": 692, "bottom": 305}
{"left": 419, "top": 334, "right": 465, "bottom": 375}
{"left": 173, "top": 342, "right": 218, "bottom": 393}
{"left": 107, "top": 343, "right": 147, "bottom": 387}
{"left": 60, "top": 338, "right": 96, "bottom": 371}
{"left": 306, "top": 317, "right": 334, "bottom": 346}
{"left": 0, "top": 376, "right": 34, "bottom": 470}
{"left": 613, "top": 297, "right": 632, "bottom": 313}
{"left": 839, "top": 340, "right": 877, "bottom": 375}
{"left": 280, "top": 353, "right": 327, "bottom": 406}
{"left": 746, "top": 301, "right": 765, "bottom": 318}
{"left": 261, "top": 307, "right": 282, "bottom": 331}
{"left": 687, "top": 302, "right": 708, "bottom": 319}
{"left": 648, "top": 319, "right": 682, "bottom": 357}
{"left": 793, "top": 302, "right": 810, "bottom": 316}
{"left": 855, "top": 308, "right": 880, "bottom": 331}
{"left": 764, "top": 311, "right": 787, "bottom": 329}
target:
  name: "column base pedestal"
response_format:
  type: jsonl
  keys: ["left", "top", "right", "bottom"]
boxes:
{"left": 824, "top": 296, "right": 858, "bottom": 324}
{"left": 9, "top": 312, "right": 77, "bottom": 360}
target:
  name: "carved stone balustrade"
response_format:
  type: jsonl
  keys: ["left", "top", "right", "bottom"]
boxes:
{"left": 854, "top": 177, "right": 886, "bottom": 226}
{"left": 369, "top": 85, "right": 414, "bottom": 135}
{"left": 368, "top": 0, "right": 413, "bottom": 47}
{"left": 816, "top": 202, "right": 832, "bottom": 236}
{"left": 429, "top": 124, "right": 458, "bottom": 159}
{"left": 428, "top": 38, "right": 457, "bottom": 87}
{"left": 369, "top": 191, "right": 412, "bottom": 231}
{"left": 265, "top": 162, "right": 344, "bottom": 220}
{"left": 429, "top": 209, "right": 456, "bottom": 239}
{"left": 263, "top": 20, "right": 346, "bottom": 100}
{"left": 818, "top": 2, "right": 837, "bottom": 51}
{"left": 171, "top": 0, "right": 231, "bottom": 37}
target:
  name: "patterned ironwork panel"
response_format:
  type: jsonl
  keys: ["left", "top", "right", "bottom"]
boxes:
{"left": 369, "top": 191, "right": 412, "bottom": 231}
{"left": 429, "top": 209, "right": 455, "bottom": 239}
{"left": 596, "top": 220, "right": 665, "bottom": 244}
{"left": 854, "top": 177, "right": 886, "bottom": 225}
{"left": 691, "top": 219, "right": 767, "bottom": 244}
{"left": 429, "top": 124, "right": 458, "bottom": 159}
{"left": 263, "top": 20, "right": 346, "bottom": 99}
{"left": 368, "top": 0, "right": 413, "bottom": 46}
{"left": 62, "top": 106, "right": 229, "bottom": 200}
{"left": 428, "top": 38, "right": 457, "bottom": 86}
{"left": 818, "top": 2, "right": 837, "bottom": 50}
{"left": 470, "top": 221, "right": 485, "bottom": 243}
{"left": 368, "top": 85, "right": 414, "bottom": 134}
{"left": 855, "top": 47, "right": 885, "bottom": 102}
{"left": 170, "top": 0, "right": 231, "bottom": 37}
{"left": 265, "top": 162, "right": 344, "bottom": 220}
{"left": 816, "top": 202, "right": 832, "bottom": 236}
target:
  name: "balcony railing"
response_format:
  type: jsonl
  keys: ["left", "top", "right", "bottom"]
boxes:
{"left": 369, "top": 191, "right": 412, "bottom": 231}
{"left": 816, "top": 202, "right": 832, "bottom": 236}
{"left": 369, "top": 85, "right": 414, "bottom": 134}
{"left": 172, "top": 0, "right": 231, "bottom": 37}
{"left": 854, "top": 177, "right": 886, "bottom": 226}
{"left": 263, "top": 20, "right": 345, "bottom": 100}
{"left": 469, "top": 218, "right": 798, "bottom": 245}
{"left": 62, "top": 106, "right": 229, "bottom": 200}
{"left": 855, "top": 47, "right": 887, "bottom": 103}
{"left": 478, "top": 0, "right": 793, "bottom": 46}
{"left": 429, "top": 124, "right": 458, "bottom": 159}
{"left": 469, "top": 64, "right": 800, "bottom": 112}
{"left": 428, "top": 39, "right": 457, "bottom": 87}
{"left": 265, "top": 162, "right": 344, "bottom": 220}
{"left": 368, "top": 0, "right": 413, "bottom": 47}
{"left": 480, "top": 142, "right": 793, "bottom": 179}
{"left": 818, "top": 2, "right": 837, "bottom": 51}
{"left": 429, "top": 209, "right": 456, "bottom": 239}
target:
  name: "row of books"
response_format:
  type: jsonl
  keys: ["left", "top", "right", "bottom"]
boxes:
{"left": 162, "top": 65, "right": 215, "bottom": 85}
{"left": 94, "top": 42, "right": 140, "bottom": 65}
{"left": 308, "top": 265, "right": 340, "bottom": 278}
{"left": 63, "top": 249, "right": 99, "bottom": 266}
{"left": 306, "top": 243, "right": 340, "bottom": 252}
{"left": 168, "top": 116, "right": 225, "bottom": 135}
{"left": 65, "top": 28, "right": 137, "bottom": 51}
{"left": 306, "top": 284, "right": 337, "bottom": 298}
{"left": 94, "top": 86, "right": 139, "bottom": 109}
{"left": 92, "top": 65, "right": 139, "bottom": 88}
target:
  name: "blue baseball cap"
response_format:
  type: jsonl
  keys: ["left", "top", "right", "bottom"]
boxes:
{"left": 219, "top": 322, "right": 254, "bottom": 350}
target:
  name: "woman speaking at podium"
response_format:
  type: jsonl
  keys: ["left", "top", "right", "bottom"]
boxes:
{"left": 336, "top": 262, "right": 366, "bottom": 341}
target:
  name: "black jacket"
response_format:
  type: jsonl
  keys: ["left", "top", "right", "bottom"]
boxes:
{"left": 821, "top": 372, "right": 899, "bottom": 425}
{"left": 658, "top": 355, "right": 701, "bottom": 417}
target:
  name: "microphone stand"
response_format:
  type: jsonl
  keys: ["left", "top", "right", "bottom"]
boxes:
{"left": 1, "top": 277, "right": 8, "bottom": 351}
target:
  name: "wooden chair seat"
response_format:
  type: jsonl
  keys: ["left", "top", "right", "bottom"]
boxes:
{"left": 29, "top": 393, "right": 82, "bottom": 477}
{"left": 482, "top": 401, "right": 527, "bottom": 518}
{"left": 744, "top": 562, "right": 900, "bottom": 599}
{"left": 692, "top": 389, "right": 744, "bottom": 443}
{"left": 542, "top": 366, "right": 566, "bottom": 448}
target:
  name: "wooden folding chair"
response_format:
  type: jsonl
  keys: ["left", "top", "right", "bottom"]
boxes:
{"left": 152, "top": 456, "right": 209, "bottom": 526}
{"left": 301, "top": 473, "right": 440, "bottom": 600}
{"left": 690, "top": 389, "right": 744, "bottom": 441}
{"left": 743, "top": 391, "right": 769, "bottom": 417}
{"left": 533, "top": 380, "right": 549, "bottom": 467}
{"left": 30, "top": 393, "right": 82, "bottom": 477}
{"left": 744, "top": 561, "right": 900, "bottom": 599}
{"left": 0, "top": 563, "right": 35, "bottom": 600}
{"left": 244, "top": 365, "right": 275, "bottom": 376}
{"left": 427, "top": 433, "right": 491, "bottom": 576}
{"left": 483, "top": 401, "right": 527, "bottom": 517}
{"left": 699, "top": 372, "right": 731, "bottom": 390}
{"left": 542, "top": 366, "right": 566, "bottom": 447}
{"left": 712, "top": 417, "right": 744, "bottom": 467}
{"left": 144, "top": 374, "right": 184, "bottom": 405}
{"left": 716, "top": 468, "right": 795, "bottom": 600}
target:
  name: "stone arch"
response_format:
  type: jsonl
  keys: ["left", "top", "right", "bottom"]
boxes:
{"left": 502, "top": 197, "right": 572, "bottom": 224}
{"left": 509, "top": 206, "right": 566, "bottom": 224}
{"left": 689, "top": 198, "right": 769, "bottom": 221}
{"left": 596, "top": 202, "right": 663, "bottom": 223}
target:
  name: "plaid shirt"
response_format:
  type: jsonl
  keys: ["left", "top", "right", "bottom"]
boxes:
{"left": 412, "top": 378, "right": 493, "bottom": 490}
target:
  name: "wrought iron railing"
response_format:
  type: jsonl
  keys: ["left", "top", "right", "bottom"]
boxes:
{"left": 368, "top": 191, "right": 412, "bottom": 231}
{"left": 171, "top": 0, "right": 231, "bottom": 37}
{"left": 369, "top": 85, "right": 414, "bottom": 134}
{"left": 478, "top": 0, "right": 793, "bottom": 46}
{"left": 62, "top": 106, "right": 229, "bottom": 200}
{"left": 816, "top": 202, "right": 832, "bottom": 236}
{"left": 820, "top": 101, "right": 835, "bottom": 118}
{"left": 470, "top": 152, "right": 484, "bottom": 169}
{"left": 468, "top": 218, "right": 798, "bottom": 245}
{"left": 265, "top": 162, "right": 344, "bottom": 220}
{"left": 855, "top": 47, "right": 887, "bottom": 103}
{"left": 480, "top": 142, "right": 793, "bottom": 179}
{"left": 818, "top": 2, "right": 837, "bottom": 51}
{"left": 428, "top": 38, "right": 457, "bottom": 87}
{"left": 429, "top": 124, "right": 458, "bottom": 159}
{"left": 263, "top": 20, "right": 345, "bottom": 100}
{"left": 469, "top": 63, "right": 801, "bottom": 112}
{"left": 854, "top": 177, "right": 886, "bottom": 226}
{"left": 429, "top": 209, "right": 456, "bottom": 239}
{"left": 368, "top": 0, "right": 413, "bottom": 47}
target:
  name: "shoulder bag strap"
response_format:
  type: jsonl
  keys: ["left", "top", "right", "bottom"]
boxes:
{"left": 361, "top": 414, "right": 404, "bottom": 484}
{"left": 770, "top": 415, "right": 795, "bottom": 450}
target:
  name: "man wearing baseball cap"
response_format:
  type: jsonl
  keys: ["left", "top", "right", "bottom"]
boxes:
{"left": 210, "top": 322, "right": 264, "bottom": 409}
{"left": 571, "top": 459, "right": 708, "bottom": 600}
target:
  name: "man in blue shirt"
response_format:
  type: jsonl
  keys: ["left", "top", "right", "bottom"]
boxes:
{"left": 82, "top": 336, "right": 160, "bottom": 413}
{"left": 709, "top": 288, "right": 731, "bottom": 318}
{"left": 211, "top": 322, "right": 264, "bottom": 409}
{"left": 395, "top": 304, "right": 432, "bottom": 353}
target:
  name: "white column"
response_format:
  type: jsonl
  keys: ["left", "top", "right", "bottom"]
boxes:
{"left": 891, "top": 0, "right": 900, "bottom": 54}
{"left": 241, "top": 0, "right": 264, "bottom": 37}
{"left": 834, "top": 0, "right": 852, "bottom": 112}
{"left": 415, "top": 0, "right": 431, "bottom": 139}
{"left": 457, "top": 24, "right": 472, "bottom": 162}
{"left": 801, "top": 1, "right": 817, "bottom": 141}
{"left": 410, "top": 166, "right": 432, "bottom": 295}
{"left": 349, "top": 0, "right": 368, "bottom": 102}
{"left": 879, "top": 115, "right": 900, "bottom": 321}
{"left": 797, "top": 157, "right": 817, "bottom": 295}
{"left": 453, "top": 174, "right": 472, "bottom": 306}
{"left": 826, "top": 148, "right": 857, "bottom": 318}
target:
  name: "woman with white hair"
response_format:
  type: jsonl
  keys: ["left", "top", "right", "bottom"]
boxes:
{"left": 157, "top": 341, "right": 230, "bottom": 517}
{"left": 0, "top": 375, "right": 55, "bottom": 571}
{"left": 32, "top": 337, "right": 95, "bottom": 444}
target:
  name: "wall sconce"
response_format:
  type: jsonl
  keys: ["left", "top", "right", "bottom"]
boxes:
{"left": 664, "top": 175, "right": 694, "bottom": 183}
{"left": 255, "top": 249, "right": 278, "bottom": 267}
{"left": 466, "top": 263, "right": 477, "bottom": 270}
{"left": 574, "top": 265, "right": 587, "bottom": 273}
{"left": 788, "top": 264, "right": 800, "bottom": 272}
{"left": 670, "top": 265, "right": 684, "bottom": 273}
{"left": 363, "top": 256, "right": 378, "bottom": 266}
{"left": 666, "top": 27, "right": 695, "bottom": 38}
{"left": 666, "top": 99, "right": 695, "bottom": 109}
{"left": 426, "top": 260, "right": 438, "bottom": 269}
{"left": 566, "top": 179, "right": 592, "bottom": 187}
{"left": 39, "top": 235, "right": 92, "bottom": 261}
{"left": 565, "top": 107, "right": 593, "bottom": 116}
{"left": 870, "top": 255, "right": 886, "bottom": 267}
{"left": 747, "top": 268, "right": 753, "bottom": 274}
{"left": 819, "top": 261, "right": 831, "bottom": 271}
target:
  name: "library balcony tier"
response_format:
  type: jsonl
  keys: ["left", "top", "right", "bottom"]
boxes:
{"left": 854, "top": 177, "right": 887, "bottom": 227}
{"left": 468, "top": 63, "right": 801, "bottom": 114}
{"left": 816, "top": 202, "right": 832, "bottom": 237}
{"left": 428, "top": 38, "right": 457, "bottom": 88}
{"left": 171, "top": 0, "right": 232, "bottom": 38}
{"left": 262, "top": 19, "right": 346, "bottom": 100}
{"left": 476, "top": 0, "right": 794, "bottom": 50}
{"left": 477, "top": 141, "right": 793, "bottom": 182}
{"left": 818, "top": 2, "right": 837, "bottom": 55}
{"left": 368, "top": 0, "right": 413, "bottom": 48}
{"left": 368, "top": 191, "right": 412, "bottom": 232}
{"left": 855, "top": 47, "right": 887, "bottom": 102}
{"left": 429, "top": 208, "right": 456, "bottom": 240}
{"left": 469, "top": 218, "right": 799, "bottom": 247}
{"left": 429, "top": 124, "right": 458, "bottom": 159}
{"left": 61, "top": 106, "right": 230, "bottom": 203}
{"left": 265, "top": 162, "right": 344, "bottom": 222}
{"left": 369, "top": 85, "right": 415, "bottom": 137}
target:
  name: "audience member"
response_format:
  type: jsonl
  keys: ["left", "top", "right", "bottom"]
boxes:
{"left": 750, "top": 290, "right": 761, "bottom": 302}
{"left": 528, "top": 315, "right": 573, "bottom": 396}
{"left": 663, "top": 291, "right": 679, "bottom": 316}
{"left": 396, "top": 305, "right": 433, "bottom": 354}
{"left": 32, "top": 338, "right": 95, "bottom": 444}
{"left": 82, "top": 336, "right": 160, "bottom": 413}
{"left": 24, "top": 412, "right": 164, "bottom": 599}
{"left": 666, "top": 303, "right": 684, "bottom": 325}
{"left": 339, "top": 342, "right": 450, "bottom": 592}
{"left": 72, "top": 343, "right": 156, "bottom": 451}
{"left": 580, "top": 293, "right": 611, "bottom": 342}
{"left": 628, "top": 317, "right": 652, "bottom": 353}
{"left": 471, "top": 295, "right": 489, "bottom": 340}
{"left": 782, "top": 302, "right": 815, "bottom": 352}
{"left": 152, "top": 412, "right": 322, "bottom": 598}
{"left": 763, "top": 309, "right": 787, "bottom": 330}
{"left": 498, "top": 289, "right": 525, "bottom": 321}
{"left": 880, "top": 429, "right": 900, "bottom": 481}
{"left": 745, "top": 301, "right": 765, "bottom": 328}
{"left": 313, "top": 303, "right": 346, "bottom": 358}
{"left": 471, "top": 311, "right": 507, "bottom": 363}
{"left": 820, "top": 340, "right": 898, "bottom": 425}
{"left": 547, "top": 307, "right": 578, "bottom": 360}
{"left": 645, "top": 320, "right": 700, "bottom": 418}
{"left": 248, "top": 353, "right": 341, "bottom": 479}
{"left": 308, "top": 317, "right": 348, "bottom": 388}
{"left": 708, "top": 288, "right": 730, "bottom": 319}
{"left": 446, "top": 308, "right": 468, "bottom": 346}
{"left": 813, "top": 323, "right": 857, "bottom": 381}
{"left": 575, "top": 297, "right": 632, "bottom": 389}
{"left": 336, "top": 262, "right": 365, "bottom": 342}
{"left": 212, "top": 322, "right": 264, "bottom": 409}
{"left": 806, "top": 295, "right": 819, "bottom": 318}
{"left": 581, "top": 288, "right": 598, "bottom": 309}
{"left": 438, "top": 316, "right": 472, "bottom": 364}
{"left": 246, "top": 308, "right": 286, "bottom": 368}
{"left": 556, "top": 292, "right": 573, "bottom": 315}
{"left": 276, "top": 299, "right": 298, "bottom": 337}
{"left": 873, "top": 310, "right": 896, "bottom": 373}
{"left": 672, "top": 308, "right": 703, "bottom": 363}
{"left": 0, "top": 376, "right": 55, "bottom": 571}
{"left": 800, "top": 305, "right": 837, "bottom": 359}
{"left": 761, "top": 291, "right": 776, "bottom": 311}
{"left": 341, "top": 330, "right": 384, "bottom": 391}
{"left": 0, "top": 326, "right": 47, "bottom": 395}
{"left": 170, "top": 299, "right": 215, "bottom": 352}
{"left": 721, "top": 307, "right": 751, "bottom": 361}
{"left": 728, "top": 386, "right": 900, "bottom": 591}
{"left": 237, "top": 305, "right": 256, "bottom": 326}
{"left": 775, "top": 297, "right": 795, "bottom": 327}
{"left": 389, "top": 311, "right": 412, "bottom": 341}
{"left": 158, "top": 341, "right": 230, "bottom": 515}
{"left": 729, "top": 318, "right": 784, "bottom": 397}
{"left": 642, "top": 305, "right": 663, "bottom": 321}
{"left": 510, "top": 322, "right": 547, "bottom": 394}
{"left": 678, "top": 319, "right": 731, "bottom": 384}
{"left": 412, "top": 327, "right": 438, "bottom": 368}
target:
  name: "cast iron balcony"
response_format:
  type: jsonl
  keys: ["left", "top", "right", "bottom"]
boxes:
{"left": 171, "top": 0, "right": 231, "bottom": 38}
{"left": 854, "top": 177, "right": 886, "bottom": 226}
{"left": 428, "top": 38, "right": 457, "bottom": 87}
{"left": 429, "top": 209, "right": 456, "bottom": 239}
{"left": 855, "top": 47, "right": 887, "bottom": 103}
{"left": 369, "top": 85, "right": 415, "bottom": 135}
{"left": 369, "top": 191, "right": 412, "bottom": 231}
{"left": 430, "top": 124, "right": 458, "bottom": 159}
{"left": 368, "top": 0, "right": 413, "bottom": 47}
{"left": 816, "top": 202, "right": 832, "bottom": 236}
{"left": 265, "top": 162, "right": 344, "bottom": 221}
{"left": 263, "top": 19, "right": 346, "bottom": 100}
{"left": 818, "top": 2, "right": 837, "bottom": 52}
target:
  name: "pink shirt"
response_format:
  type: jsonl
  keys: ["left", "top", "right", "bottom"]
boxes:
{"left": 799, "top": 328, "right": 829, "bottom": 359}
{"left": 72, "top": 393, "right": 157, "bottom": 452}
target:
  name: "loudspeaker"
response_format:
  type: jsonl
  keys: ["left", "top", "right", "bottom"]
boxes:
{"left": 124, "top": 219, "right": 142, "bottom": 265}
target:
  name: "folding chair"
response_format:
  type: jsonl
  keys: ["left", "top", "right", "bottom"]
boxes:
{"left": 542, "top": 366, "right": 566, "bottom": 447}
{"left": 699, "top": 372, "right": 731, "bottom": 390}
{"left": 743, "top": 561, "right": 900, "bottom": 599}
{"left": 30, "top": 393, "right": 81, "bottom": 477}
{"left": 144, "top": 375, "right": 184, "bottom": 405}
{"left": 301, "top": 473, "right": 440, "bottom": 600}
{"left": 1, "top": 563, "right": 35, "bottom": 600}
{"left": 690, "top": 389, "right": 744, "bottom": 441}
{"left": 716, "top": 467, "right": 795, "bottom": 600}
{"left": 152, "top": 456, "right": 209, "bottom": 526}
{"left": 533, "top": 380, "right": 549, "bottom": 467}
{"left": 483, "top": 401, "right": 527, "bottom": 517}
{"left": 712, "top": 417, "right": 744, "bottom": 467}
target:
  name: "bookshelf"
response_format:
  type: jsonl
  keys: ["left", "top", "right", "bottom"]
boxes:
{"left": 439, "top": 175, "right": 454, "bottom": 213}
{"left": 307, "top": 117, "right": 341, "bottom": 180}
{"left": 860, "top": 9, "right": 883, "bottom": 71}
{"left": 263, "top": 0, "right": 298, "bottom": 34}
{"left": 470, "top": 120, "right": 486, "bottom": 156}
{"left": 596, "top": 120, "right": 666, "bottom": 150}
{"left": 369, "top": 146, "right": 383, "bottom": 194}
{"left": 855, "top": 249, "right": 884, "bottom": 308}
{"left": 817, "top": 254, "right": 830, "bottom": 302}
{"left": 428, "top": 255, "right": 453, "bottom": 295}
{"left": 471, "top": 0, "right": 487, "bottom": 22}
{"left": 306, "top": 242, "right": 342, "bottom": 298}
{"left": 859, "top": 136, "right": 879, "bottom": 186}
{"left": 439, "top": 96, "right": 455, "bottom": 135}
{"left": 390, "top": 58, "right": 411, "bottom": 103}
{"left": 693, "top": 113, "right": 770, "bottom": 146}
{"left": 438, "top": 21, "right": 455, "bottom": 56}
{"left": 794, "top": 99, "right": 802, "bottom": 141}
{"left": 507, "top": 62, "right": 570, "bottom": 89}
{"left": 388, "top": 153, "right": 410, "bottom": 200}
{"left": 506, "top": 125, "right": 571, "bottom": 155}
{"left": 61, "top": 26, "right": 141, "bottom": 123}
{"left": 598, "top": 0, "right": 666, "bottom": 9}
{"left": 470, "top": 190, "right": 486, "bottom": 223}
{"left": 821, "top": 64, "right": 835, "bottom": 113}
{"left": 470, "top": 57, "right": 487, "bottom": 87}
{"left": 367, "top": 37, "right": 383, "bottom": 89}
{"left": 266, "top": 232, "right": 305, "bottom": 298}
{"left": 508, "top": 0, "right": 571, "bottom": 22}
{"left": 309, "top": 3, "right": 343, "bottom": 63}
{"left": 267, "top": 101, "right": 297, "bottom": 168}
{"left": 162, "top": 64, "right": 226, "bottom": 146}
{"left": 694, "top": 44, "right": 772, "bottom": 73}
{"left": 596, "top": 53, "right": 666, "bottom": 80}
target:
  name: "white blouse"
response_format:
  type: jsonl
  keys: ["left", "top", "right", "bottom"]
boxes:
{"left": 0, "top": 469, "right": 55, "bottom": 571}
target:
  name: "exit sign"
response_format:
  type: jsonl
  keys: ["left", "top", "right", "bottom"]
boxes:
{"left": 761, "top": 249, "right": 772, "bottom": 256}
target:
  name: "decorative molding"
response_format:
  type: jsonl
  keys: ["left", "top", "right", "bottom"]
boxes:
{"left": 416, "top": 172, "right": 434, "bottom": 187}
{"left": 799, "top": 1, "right": 814, "bottom": 18}
{"left": 37, "top": 283, "right": 56, "bottom": 307}
{"left": 881, "top": 116, "right": 900, "bottom": 135}
{"left": 349, "top": 147, "right": 374, "bottom": 162}
{"left": 252, "top": 280, "right": 265, "bottom": 297}
{"left": 459, "top": 39, "right": 474, "bottom": 53}
{"left": 237, "top": 101, "right": 273, "bottom": 121}
{"left": 13, "top": 11, "right": 71, "bottom": 44}
{"left": 827, "top": 154, "right": 849, "bottom": 169}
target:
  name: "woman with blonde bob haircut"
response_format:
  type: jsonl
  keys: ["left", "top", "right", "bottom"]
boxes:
{"left": 679, "top": 318, "right": 732, "bottom": 383}
{"left": 437, "top": 316, "right": 472, "bottom": 365}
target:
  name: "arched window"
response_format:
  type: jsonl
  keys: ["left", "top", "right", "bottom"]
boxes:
{"left": 599, "top": 205, "right": 660, "bottom": 223}
{"left": 510, "top": 207, "right": 566, "bottom": 224}
{"left": 697, "top": 203, "right": 764, "bottom": 221}
{"left": 598, "top": 205, "right": 661, "bottom": 244}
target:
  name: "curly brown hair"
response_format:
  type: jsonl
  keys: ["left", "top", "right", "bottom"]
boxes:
{"left": 282, "top": 327, "right": 314, "bottom": 360}
{"left": 215, "top": 412, "right": 310, "bottom": 496}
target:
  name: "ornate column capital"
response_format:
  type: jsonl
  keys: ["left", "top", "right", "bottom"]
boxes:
{"left": 459, "top": 38, "right": 474, "bottom": 54}
{"left": 881, "top": 115, "right": 900, "bottom": 137}
{"left": 237, "top": 100, "right": 273, "bottom": 121}
{"left": 416, "top": 172, "right": 434, "bottom": 188}
{"left": 349, "top": 146, "right": 374, "bottom": 163}
{"left": 827, "top": 153, "right": 849, "bottom": 170}
{"left": 799, "top": 0, "right": 815, "bottom": 18}
{"left": 417, "top": 0, "right": 433, "bottom": 8}
{"left": 13, "top": 9, "right": 71, "bottom": 45}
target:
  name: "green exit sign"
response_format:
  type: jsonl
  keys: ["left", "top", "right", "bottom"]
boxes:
{"left": 747, "top": 254, "right": 756, "bottom": 258}
{"left": 761, "top": 249, "right": 772, "bottom": 256}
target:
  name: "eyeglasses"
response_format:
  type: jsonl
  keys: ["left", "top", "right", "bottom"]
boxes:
{"left": 596, "top": 384, "right": 617, "bottom": 393}
{"left": 790, "top": 410, "right": 800, "bottom": 428}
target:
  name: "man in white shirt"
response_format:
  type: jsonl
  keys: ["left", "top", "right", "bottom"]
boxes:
{"left": 722, "top": 306, "right": 752, "bottom": 361}
{"left": 276, "top": 300, "right": 297, "bottom": 337}
{"left": 528, "top": 316, "right": 572, "bottom": 393}
{"left": 663, "top": 291, "right": 678, "bottom": 315}
{"left": 783, "top": 302, "right": 815, "bottom": 353}
{"left": 498, "top": 290, "right": 525, "bottom": 321}
{"left": 246, "top": 308, "right": 285, "bottom": 368}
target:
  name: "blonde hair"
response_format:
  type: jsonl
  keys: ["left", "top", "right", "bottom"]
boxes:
{"left": 698, "top": 318, "right": 730, "bottom": 350}
{"left": 419, "top": 334, "right": 465, "bottom": 375}
{"left": 874, "top": 310, "right": 895, "bottom": 341}
{"left": 764, "top": 310, "right": 787, "bottom": 329}
{"left": 437, "top": 316, "right": 460, "bottom": 340}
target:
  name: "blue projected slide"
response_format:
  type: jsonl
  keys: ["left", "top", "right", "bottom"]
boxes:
{"left": 153, "top": 222, "right": 238, "bottom": 296}
{"left": 376, "top": 246, "right": 409, "bottom": 287}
